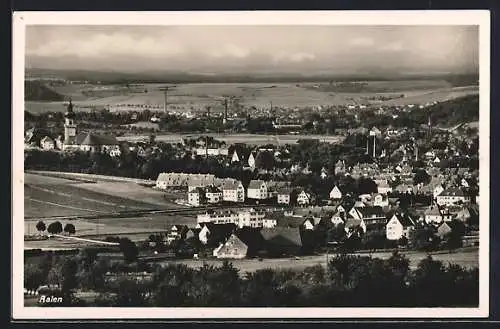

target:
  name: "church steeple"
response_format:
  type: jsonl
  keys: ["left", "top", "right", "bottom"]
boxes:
{"left": 64, "top": 98, "right": 77, "bottom": 147}
{"left": 65, "top": 98, "right": 75, "bottom": 119}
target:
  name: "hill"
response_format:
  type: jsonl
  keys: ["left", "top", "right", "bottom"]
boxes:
{"left": 409, "top": 94, "right": 479, "bottom": 127}
{"left": 25, "top": 80, "right": 65, "bottom": 101}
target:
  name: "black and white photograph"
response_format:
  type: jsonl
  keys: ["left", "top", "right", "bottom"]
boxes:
{"left": 12, "top": 11, "right": 490, "bottom": 319}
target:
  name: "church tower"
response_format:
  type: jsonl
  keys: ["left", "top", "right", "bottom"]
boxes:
{"left": 64, "top": 99, "right": 77, "bottom": 147}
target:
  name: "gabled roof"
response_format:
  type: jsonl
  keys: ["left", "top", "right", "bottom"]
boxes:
{"left": 248, "top": 180, "right": 266, "bottom": 189}
{"left": 356, "top": 206, "right": 386, "bottom": 219}
{"left": 276, "top": 216, "right": 308, "bottom": 228}
{"left": 77, "top": 132, "right": 119, "bottom": 146}
{"left": 424, "top": 205, "right": 442, "bottom": 216}
{"left": 438, "top": 187, "right": 466, "bottom": 197}
{"left": 260, "top": 227, "right": 302, "bottom": 247}
{"left": 235, "top": 227, "right": 266, "bottom": 251}
{"left": 344, "top": 218, "right": 363, "bottom": 229}
{"left": 390, "top": 213, "right": 415, "bottom": 227}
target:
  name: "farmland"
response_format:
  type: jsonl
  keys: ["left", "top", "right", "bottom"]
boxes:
{"left": 25, "top": 80, "right": 479, "bottom": 114}
{"left": 117, "top": 132, "right": 345, "bottom": 145}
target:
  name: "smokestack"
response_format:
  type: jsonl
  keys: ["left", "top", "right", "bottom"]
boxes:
{"left": 163, "top": 89, "right": 167, "bottom": 114}
{"left": 223, "top": 98, "right": 228, "bottom": 124}
{"left": 373, "top": 135, "right": 376, "bottom": 158}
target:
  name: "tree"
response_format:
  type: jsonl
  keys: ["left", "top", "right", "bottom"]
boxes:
{"left": 47, "top": 221, "right": 63, "bottom": 235}
{"left": 119, "top": 238, "right": 139, "bottom": 263}
{"left": 36, "top": 220, "right": 46, "bottom": 234}
{"left": 413, "top": 169, "right": 431, "bottom": 185}
{"left": 409, "top": 226, "right": 439, "bottom": 251}
{"left": 63, "top": 223, "right": 76, "bottom": 235}
{"left": 24, "top": 264, "right": 44, "bottom": 294}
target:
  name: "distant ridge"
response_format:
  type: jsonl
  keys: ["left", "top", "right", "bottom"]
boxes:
{"left": 24, "top": 80, "right": 65, "bottom": 101}
{"left": 25, "top": 68, "right": 480, "bottom": 86}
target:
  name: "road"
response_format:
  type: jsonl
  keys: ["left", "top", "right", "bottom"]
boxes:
{"left": 158, "top": 249, "right": 479, "bottom": 275}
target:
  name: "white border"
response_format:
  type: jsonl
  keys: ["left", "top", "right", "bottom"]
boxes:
{"left": 12, "top": 10, "right": 491, "bottom": 320}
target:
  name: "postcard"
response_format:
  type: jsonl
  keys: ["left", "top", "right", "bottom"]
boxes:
{"left": 12, "top": 10, "right": 490, "bottom": 319}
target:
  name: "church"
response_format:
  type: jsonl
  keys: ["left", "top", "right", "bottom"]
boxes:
{"left": 59, "top": 99, "right": 121, "bottom": 156}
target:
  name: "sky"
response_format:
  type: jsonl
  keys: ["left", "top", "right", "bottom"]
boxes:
{"left": 25, "top": 25, "right": 479, "bottom": 75}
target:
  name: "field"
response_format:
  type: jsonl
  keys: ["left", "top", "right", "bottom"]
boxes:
{"left": 118, "top": 132, "right": 345, "bottom": 145}
{"left": 24, "top": 174, "right": 167, "bottom": 218}
{"left": 25, "top": 81, "right": 479, "bottom": 114}
{"left": 23, "top": 172, "right": 199, "bottom": 249}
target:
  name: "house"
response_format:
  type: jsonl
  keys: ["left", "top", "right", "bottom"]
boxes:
{"left": 188, "top": 187, "right": 206, "bottom": 206}
{"left": 330, "top": 210, "right": 346, "bottom": 226}
{"left": 376, "top": 180, "right": 393, "bottom": 195}
{"left": 205, "top": 186, "right": 223, "bottom": 204}
{"left": 297, "top": 190, "right": 312, "bottom": 206}
{"left": 248, "top": 153, "right": 256, "bottom": 168}
{"left": 238, "top": 208, "right": 266, "bottom": 228}
{"left": 436, "top": 187, "right": 471, "bottom": 206}
{"left": 166, "top": 225, "right": 190, "bottom": 243}
{"left": 222, "top": 181, "right": 245, "bottom": 203}
{"left": 348, "top": 206, "right": 386, "bottom": 231}
{"left": 247, "top": 180, "right": 268, "bottom": 200}
{"left": 455, "top": 205, "right": 479, "bottom": 225}
{"left": 344, "top": 218, "right": 367, "bottom": 234}
{"left": 260, "top": 227, "right": 303, "bottom": 256}
{"left": 40, "top": 136, "right": 55, "bottom": 150}
{"left": 198, "top": 223, "right": 236, "bottom": 246}
{"left": 329, "top": 186, "right": 343, "bottom": 200}
{"left": 334, "top": 160, "right": 346, "bottom": 175}
{"left": 215, "top": 234, "right": 248, "bottom": 259}
{"left": 373, "top": 193, "right": 389, "bottom": 207}
{"left": 231, "top": 150, "right": 240, "bottom": 163}
{"left": 424, "top": 204, "right": 443, "bottom": 224}
{"left": 433, "top": 184, "right": 445, "bottom": 199}
{"left": 262, "top": 218, "right": 278, "bottom": 228}
{"left": 436, "top": 222, "right": 453, "bottom": 238}
{"left": 156, "top": 173, "right": 216, "bottom": 189}
{"left": 386, "top": 213, "right": 415, "bottom": 240}
{"left": 276, "top": 187, "right": 293, "bottom": 205}
{"left": 234, "top": 227, "right": 266, "bottom": 257}
{"left": 197, "top": 210, "right": 239, "bottom": 225}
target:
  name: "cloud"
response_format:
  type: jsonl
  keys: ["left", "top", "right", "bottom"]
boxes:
{"left": 348, "top": 37, "right": 375, "bottom": 47}
{"left": 27, "top": 31, "right": 185, "bottom": 58}
{"left": 209, "top": 44, "right": 250, "bottom": 59}
{"left": 379, "top": 42, "right": 404, "bottom": 52}
{"left": 272, "top": 52, "right": 316, "bottom": 63}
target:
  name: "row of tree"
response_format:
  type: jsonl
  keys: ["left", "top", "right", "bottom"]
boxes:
{"left": 25, "top": 251, "right": 478, "bottom": 307}
{"left": 35, "top": 220, "right": 76, "bottom": 235}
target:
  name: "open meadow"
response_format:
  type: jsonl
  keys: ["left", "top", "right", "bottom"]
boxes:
{"left": 25, "top": 81, "right": 479, "bottom": 114}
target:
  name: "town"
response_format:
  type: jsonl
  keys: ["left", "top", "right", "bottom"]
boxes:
{"left": 21, "top": 23, "right": 481, "bottom": 308}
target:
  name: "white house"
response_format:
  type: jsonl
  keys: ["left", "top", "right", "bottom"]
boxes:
{"left": 40, "top": 136, "right": 56, "bottom": 150}
{"left": 373, "top": 193, "right": 389, "bottom": 207}
{"left": 262, "top": 218, "right": 278, "bottom": 228}
{"left": 297, "top": 191, "right": 312, "bottom": 206}
{"left": 231, "top": 150, "right": 240, "bottom": 163}
{"left": 386, "top": 213, "right": 415, "bottom": 240}
{"left": 199, "top": 225, "right": 211, "bottom": 244}
{"left": 329, "top": 186, "right": 343, "bottom": 200}
{"left": 376, "top": 180, "right": 393, "bottom": 195}
{"left": 238, "top": 208, "right": 266, "bottom": 228}
{"left": 433, "top": 184, "right": 445, "bottom": 199}
{"left": 188, "top": 188, "right": 205, "bottom": 206}
{"left": 205, "top": 186, "right": 223, "bottom": 204}
{"left": 277, "top": 188, "right": 292, "bottom": 205}
{"left": 248, "top": 153, "right": 256, "bottom": 168}
{"left": 424, "top": 205, "right": 443, "bottom": 224}
{"left": 222, "top": 181, "right": 245, "bottom": 203}
{"left": 436, "top": 188, "right": 470, "bottom": 206}
{"left": 247, "top": 180, "right": 268, "bottom": 200}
